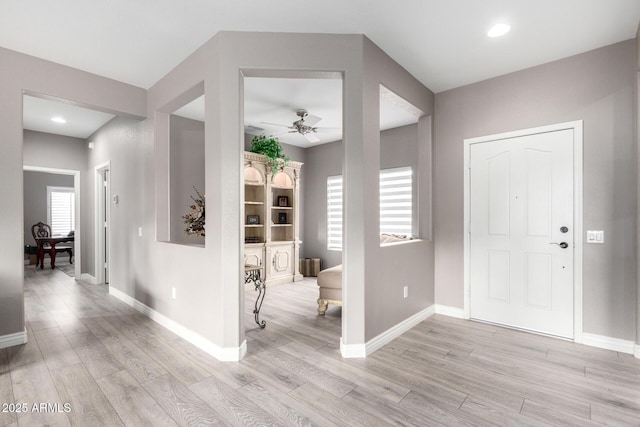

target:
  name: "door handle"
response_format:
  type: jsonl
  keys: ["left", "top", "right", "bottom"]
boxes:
{"left": 549, "top": 242, "right": 569, "bottom": 249}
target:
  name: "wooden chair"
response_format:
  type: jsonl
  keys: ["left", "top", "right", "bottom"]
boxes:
{"left": 31, "top": 222, "right": 73, "bottom": 266}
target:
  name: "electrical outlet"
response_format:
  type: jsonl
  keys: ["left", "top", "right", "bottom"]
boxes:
{"left": 172, "top": 287, "right": 176, "bottom": 299}
{"left": 403, "top": 286, "right": 408, "bottom": 299}
{"left": 138, "top": 227, "right": 142, "bottom": 237}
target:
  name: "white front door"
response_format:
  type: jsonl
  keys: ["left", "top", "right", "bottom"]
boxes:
{"left": 469, "top": 128, "right": 574, "bottom": 338}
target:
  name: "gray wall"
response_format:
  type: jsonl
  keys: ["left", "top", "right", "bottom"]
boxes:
{"left": 147, "top": 32, "right": 434, "bottom": 351}
{"left": 85, "top": 117, "right": 146, "bottom": 286}
{"left": 23, "top": 130, "right": 88, "bottom": 270}
{"left": 303, "top": 139, "right": 343, "bottom": 269}
{"left": 361, "top": 39, "right": 434, "bottom": 341}
{"left": 303, "top": 123, "right": 419, "bottom": 270}
{"left": 23, "top": 171, "right": 74, "bottom": 246}
{"left": 636, "top": 25, "right": 640, "bottom": 346}
{"left": 434, "top": 39, "right": 637, "bottom": 340}
{"left": 0, "top": 45, "right": 145, "bottom": 338}
{"left": 170, "top": 115, "right": 205, "bottom": 245}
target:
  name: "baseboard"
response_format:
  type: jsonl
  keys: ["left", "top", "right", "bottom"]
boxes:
{"left": 582, "top": 332, "right": 635, "bottom": 355}
{"left": 108, "top": 286, "right": 246, "bottom": 362}
{"left": 635, "top": 344, "right": 640, "bottom": 359}
{"left": 435, "top": 304, "right": 466, "bottom": 319}
{"left": 79, "top": 273, "right": 98, "bottom": 284}
{"left": 340, "top": 338, "right": 367, "bottom": 358}
{"left": 0, "top": 329, "right": 27, "bottom": 349}
{"left": 340, "top": 304, "right": 436, "bottom": 358}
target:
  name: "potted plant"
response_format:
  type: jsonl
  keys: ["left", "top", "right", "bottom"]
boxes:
{"left": 250, "top": 135, "right": 289, "bottom": 169}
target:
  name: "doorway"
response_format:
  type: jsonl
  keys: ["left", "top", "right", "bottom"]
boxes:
{"left": 241, "top": 71, "right": 344, "bottom": 352}
{"left": 95, "top": 162, "right": 111, "bottom": 284}
{"left": 464, "top": 121, "right": 583, "bottom": 340}
{"left": 23, "top": 166, "right": 81, "bottom": 278}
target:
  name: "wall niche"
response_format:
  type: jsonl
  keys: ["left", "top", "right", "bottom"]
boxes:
{"left": 168, "top": 90, "right": 205, "bottom": 246}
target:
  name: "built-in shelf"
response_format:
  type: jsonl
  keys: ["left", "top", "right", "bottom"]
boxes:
{"left": 244, "top": 152, "right": 303, "bottom": 286}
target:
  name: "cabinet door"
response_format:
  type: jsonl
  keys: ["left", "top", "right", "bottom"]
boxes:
{"left": 270, "top": 245, "right": 293, "bottom": 277}
{"left": 244, "top": 246, "right": 264, "bottom": 267}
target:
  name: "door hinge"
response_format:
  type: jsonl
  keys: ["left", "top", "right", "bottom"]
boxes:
{"left": 104, "top": 221, "right": 108, "bottom": 228}
{"left": 103, "top": 180, "right": 108, "bottom": 187}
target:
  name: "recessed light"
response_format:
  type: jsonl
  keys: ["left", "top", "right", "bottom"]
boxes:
{"left": 51, "top": 116, "right": 66, "bottom": 124}
{"left": 487, "top": 23, "right": 511, "bottom": 38}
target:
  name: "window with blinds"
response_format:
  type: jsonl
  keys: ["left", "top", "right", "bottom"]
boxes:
{"left": 379, "top": 166, "right": 412, "bottom": 236}
{"left": 327, "top": 175, "right": 343, "bottom": 250}
{"left": 326, "top": 166, "right": 413, "bottom": 250}
{"left": 47, "top": 186, "right": 75, "bottom": 236}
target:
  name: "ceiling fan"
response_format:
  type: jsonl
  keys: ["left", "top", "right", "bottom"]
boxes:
{"left": 261, "top": 109, "right": 327, "bottom": 143}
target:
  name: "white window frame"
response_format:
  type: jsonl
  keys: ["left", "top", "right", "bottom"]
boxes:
{"left": 327, "top": 166, "right": 413, "bottom": 251}
{"left": 379, "top": 166, "right": 413, "bottom": 236}
{"left": 47, "top": 186, "right": 75, "bottom": 237}
{"left": 327, "top": 175, "right": 343, "bottom": 251}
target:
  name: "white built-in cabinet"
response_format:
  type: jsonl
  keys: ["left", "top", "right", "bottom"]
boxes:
{"left": 243, "top": 152, "right": 303, "bottom": 285}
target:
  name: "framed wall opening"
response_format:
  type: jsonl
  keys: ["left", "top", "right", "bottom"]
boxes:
{"left": 241, "top": 69, "right": 344, "bottom": 354}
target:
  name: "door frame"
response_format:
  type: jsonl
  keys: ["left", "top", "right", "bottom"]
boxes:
{"left": 23, "top": 165, "right": 82, "bottom": 279}
{"left": 463, "top": 120, "right": 584, "bottom": 343}
{"left": 94, "top": 161, "right": 111, "bottom": 285}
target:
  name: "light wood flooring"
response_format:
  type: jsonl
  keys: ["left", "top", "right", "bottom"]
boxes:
{"left": 1, "top": 267, "right": 639, "bottom": 426}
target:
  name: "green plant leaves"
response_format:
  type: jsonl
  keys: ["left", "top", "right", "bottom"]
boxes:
{"left": 250, "top": 135, "right": 290, "bottom": 168}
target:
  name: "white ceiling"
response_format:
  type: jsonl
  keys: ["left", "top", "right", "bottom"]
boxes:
{"left": 23, "top": 95, "right": 115, "bottom": 139}
{"left": 6, "top": 1, "right": 640, "bottom": 141}
{"left": 172, "top": 78, "right": 421, "bottom": 147}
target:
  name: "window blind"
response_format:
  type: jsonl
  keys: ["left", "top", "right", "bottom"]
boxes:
{"left": 379, "top": 166, "right": 412, "bottom": 235}
{"left": 48, "top": 187, "right": 75, "bottom": 236}
{"left": 327, "top": 175, "right": 343, "bottom": 250}
{"left": 326, "top": 167, "right": 413, "bottom": 251}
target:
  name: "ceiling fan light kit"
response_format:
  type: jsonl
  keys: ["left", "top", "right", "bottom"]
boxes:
{"left": 288, "top": 109, "right": 321, "bottom": 142}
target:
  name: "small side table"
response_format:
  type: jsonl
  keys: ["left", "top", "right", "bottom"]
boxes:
{"left": 244, "top": 265, "right": 266, "bottom": 329}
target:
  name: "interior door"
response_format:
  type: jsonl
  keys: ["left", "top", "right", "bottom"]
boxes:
{"left": 469, "top": 129, "right": 574, "bottom": 338}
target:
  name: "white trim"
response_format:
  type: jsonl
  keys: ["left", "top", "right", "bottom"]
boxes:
{"left": 47, "top": 185, "right": 74, "bottom": 236}
{"left": 340, "top": 305, "right": 435, "bottom": 358}
{"left": 435, "top": 304, "right": 466, "bottom": 319}
{"left": 582, "top": 333, "right": 635, "bottom": 355}
{"left": 339, "top": 338, "right": 366, "bottom": 358}
{"left": 108, "top": 286, "right": 246, "bottom": 362}
{"left": 94, "top": 161, "right": 110, "bottom": 284}
{"left": 0, "top": 329, "right": 27, "bottom": 349}
{"left": 463, "top": 120, "right": 584, "bottom": 341}
{"left": 23, "top": 165, "right": 82, "bottom": 279}
{"left": 80, "top": 273, "right": 98, "bottom": 284}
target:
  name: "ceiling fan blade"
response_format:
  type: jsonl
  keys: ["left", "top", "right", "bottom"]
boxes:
{"left": 303, "top": 114, "right": 322, "bottom": 127}
{"left": 304, "top": 133, "right": 320, "bottom": 143}
{"left": 259, "top": 122, "right": 290, "bottom": 128}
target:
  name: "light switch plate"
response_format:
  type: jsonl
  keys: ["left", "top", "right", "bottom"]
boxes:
{"left": 587, "top": 230, "right": 604, "bottom": 243}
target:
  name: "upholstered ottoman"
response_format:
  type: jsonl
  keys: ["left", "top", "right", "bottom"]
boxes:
{"left": 316, "top": 264, "right": 342, "bottom": 314}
